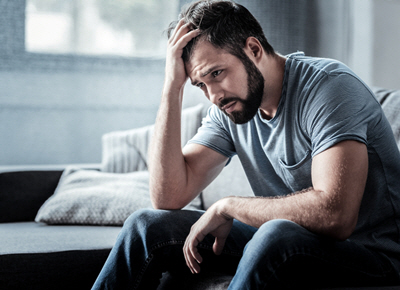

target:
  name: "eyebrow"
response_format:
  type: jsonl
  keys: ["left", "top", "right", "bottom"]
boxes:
{"left": 191, "top": 65, "right": 222, "bottom": 86}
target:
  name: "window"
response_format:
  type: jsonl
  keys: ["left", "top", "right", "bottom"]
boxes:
{"left": 25, "top": 0, "right": 179, "bottom": 57}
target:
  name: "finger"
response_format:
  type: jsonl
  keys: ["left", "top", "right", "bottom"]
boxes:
{"left": 184, "top": 245, "right": 200, "bottom": 274}
{"left": 183, "top": 237, "right": 196, "bottom": 274}
{"left": 184, "top": 232, "right": 204, "bottom": 273}
{"left": 169, "top": 19, "right": 190, "bottom": 45}
{"left": 169, "top": 18, "right": 186, "bottom": 40}
{"left": 188, "top": 251, "right": 201, "bottom": 274}
{"left": 183, "top": 244, "right": 194, "bottom": 274}
{"left": 174, "top": 28, "right": 200, "bottom": 49}
{"left": 189, "top": 241, "right": 203, "bottom": 265}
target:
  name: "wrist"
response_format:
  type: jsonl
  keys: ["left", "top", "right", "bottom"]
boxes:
{"left": 215, "top": 196, "right": 236, "bottom": 220}
{"left": 163, "top": 78, "right": 186, "bottom": 97}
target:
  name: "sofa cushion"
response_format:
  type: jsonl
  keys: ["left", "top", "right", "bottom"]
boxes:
{"left": 101, "top": 103, "right": 209, "bottom": 173}
{"left": 372, "top": 87, "right": 400, "bottom": 150}
{"left": 0, "top": 222, "right": 121, "bottom": 290}
{"left": 35, "top": 167, "right": 155, "bottom": 225}
{"left": 0, "top": 222, "right": 121, "bottom": 255}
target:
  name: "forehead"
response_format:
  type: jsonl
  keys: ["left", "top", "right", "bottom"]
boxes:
{"left": 185, "top": 41, "right": 232, "bottom": 80}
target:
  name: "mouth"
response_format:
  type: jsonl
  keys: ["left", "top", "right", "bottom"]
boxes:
{"left": 221, "top": 101, "right": 237, "bottom": 114}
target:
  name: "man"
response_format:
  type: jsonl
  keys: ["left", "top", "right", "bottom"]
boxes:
{"left": 92, "top": 1, "right": 400, "bottom": 289}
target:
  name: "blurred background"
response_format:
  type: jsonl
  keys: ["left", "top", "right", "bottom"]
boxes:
{"left": 0, "top": 0, "right": 399, "bottom": 167}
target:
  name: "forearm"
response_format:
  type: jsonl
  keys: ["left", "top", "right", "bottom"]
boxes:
{"left": 218, "top": 188, "right": 356, "bottom": 240}
{"left": 148, "top": 20, "right": 202, "bottom": 209}
{"left": 148, "top": 85, "right": 191, "bottom": 209}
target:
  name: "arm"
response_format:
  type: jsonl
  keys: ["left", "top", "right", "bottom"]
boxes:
{"left": 184, "top": 140, "right": 368, "bottom": 273}
{"left": 148, "top": 20, "right": 228, "bottom": 209}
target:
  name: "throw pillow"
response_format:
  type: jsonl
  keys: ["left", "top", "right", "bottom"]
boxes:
{"left": 101, "top": 103, "right": 209, "bottom": 173}
{"left": 373, "top": 87, "right": 400, "bottom": 150}
{"left": 35, "top": 167, "right": 153, "bottom": 226}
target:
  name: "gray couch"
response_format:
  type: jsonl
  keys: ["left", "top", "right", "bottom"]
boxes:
{"left": 1, "top": 87, "right": 400, "bottom": 290}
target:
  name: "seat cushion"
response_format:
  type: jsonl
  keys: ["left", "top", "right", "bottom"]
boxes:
{"left": 0, "top": 222, "right": 121, "bottom": 290}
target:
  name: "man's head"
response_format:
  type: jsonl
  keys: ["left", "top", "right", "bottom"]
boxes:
{"left": 167, "top": 0, "right": 274, "bottom": 64}
{"left": 167, "top": 0, "right": 275, "bottom": 124}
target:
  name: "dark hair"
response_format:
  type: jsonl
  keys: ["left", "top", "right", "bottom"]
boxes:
{"left": 167, "top": 0, "right": 275, "bottom": 62}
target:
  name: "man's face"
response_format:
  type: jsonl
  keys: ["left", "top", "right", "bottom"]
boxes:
{"left": 186, "top": 41, "right": 265, "bottom": 124}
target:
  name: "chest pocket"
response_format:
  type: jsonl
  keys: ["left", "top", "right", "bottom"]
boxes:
{"left": 278, "top": 150, "right": 312, "bottom": 192}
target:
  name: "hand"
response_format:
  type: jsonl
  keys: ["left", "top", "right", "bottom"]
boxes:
{"left": 183, "top": 203, "right": 233, "bottom": 274}
{"left": 165, "top": 19, "right": 200, "bottom": 93}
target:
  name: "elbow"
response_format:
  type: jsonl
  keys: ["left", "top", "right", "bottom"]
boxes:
{"left": 329, "top": 225, "right": 354, "bottom": 241}
{"left": 148, "top": 164, "right": 184, "bottom": 210}
{"left": 151, "top": 198, "right": 183, "bottom": 210}
{"left": 148, "top": 174, "right": 196, "bottom": 210}
{"left": 326, "top": 214, "right": 358, "bottom": 241}
{"left": 149, "top": 186, "right": 186, "bottom": 210}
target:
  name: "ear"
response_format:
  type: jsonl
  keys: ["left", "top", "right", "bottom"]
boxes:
{"left": 244, "top": 37, "right": 263, "bottom": 62}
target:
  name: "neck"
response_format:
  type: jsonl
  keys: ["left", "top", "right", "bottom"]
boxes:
{"left": 259, "top": 53, "right": 287, "bottom": 120}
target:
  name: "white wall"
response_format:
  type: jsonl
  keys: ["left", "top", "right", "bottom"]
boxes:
{"left": 0, "top": 68, "right": 163, "bottom": 165}
{"left": 372, "top": 0, "right": 400, "bottom": 89}
{"left": 348, "top": 0, "right": 400, "bottom": 89}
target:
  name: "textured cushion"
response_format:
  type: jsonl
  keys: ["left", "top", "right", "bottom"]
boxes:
{"left": 35, "top": 167, "right": 153, "bottom": 225}
{"left": 373, "top": 87, "right": 400, "bottom": 150}
{"left": 101, "top": 103, "right": 209, "bottom": 173}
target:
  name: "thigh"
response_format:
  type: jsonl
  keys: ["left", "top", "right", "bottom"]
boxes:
{"left": 231, "top": 219, "right": 400, "bottom": 289}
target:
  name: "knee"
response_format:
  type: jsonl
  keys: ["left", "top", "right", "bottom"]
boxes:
{"left": 122, "top": 209, "right": 170, "bottom": 239}
{"left": 257, "top": 219, "right": 304, "bottom": 240}
{"left": 123, "top": 208, "right": 162, "bottom": 229}
{"left": 261, "top": 218, "right": 302, "bottom": 234}
{"left": 244, "top": 219, "right": 310, "bottom": 258}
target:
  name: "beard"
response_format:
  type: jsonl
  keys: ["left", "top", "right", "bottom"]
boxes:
{"left": 219, "top": 55, "right": 265, "bottom": 124}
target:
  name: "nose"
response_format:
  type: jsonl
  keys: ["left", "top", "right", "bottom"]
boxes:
{"left": 207, "top": 84, "right": 224, "bottom": 105}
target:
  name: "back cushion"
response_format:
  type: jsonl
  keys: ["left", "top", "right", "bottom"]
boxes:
{"left": 373, "top": 87, "right": 400, "bottom": 150}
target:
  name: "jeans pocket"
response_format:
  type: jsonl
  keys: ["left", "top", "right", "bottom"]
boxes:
{"left": 278, "top": 150, "right": 312, "bottom": 192}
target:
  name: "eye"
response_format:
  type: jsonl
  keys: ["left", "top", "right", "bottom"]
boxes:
{"left": 212, "top": 70, "right": 222, "bottom": 78}
{"left": 197, "top": 82, "right": 205, "bottom": 89}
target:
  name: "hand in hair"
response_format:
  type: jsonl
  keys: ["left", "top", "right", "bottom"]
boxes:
{"left": 164, "top": 18, "right": 200, "bottom": 94}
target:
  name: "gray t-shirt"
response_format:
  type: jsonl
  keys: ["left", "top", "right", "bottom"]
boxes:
{"left": 189, "top": 52, "right": 400, "bottom": 269}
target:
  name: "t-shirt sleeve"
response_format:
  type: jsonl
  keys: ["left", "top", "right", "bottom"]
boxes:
{"left": 302, "top": 73, "right": 378, "bottom": 157}
{"left": 188, "top": 105, "right": 236, "bottom": 158}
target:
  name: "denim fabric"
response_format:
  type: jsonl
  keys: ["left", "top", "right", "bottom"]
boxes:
{"left": 92, "top": 209, "right": 399, "bottom": 290}
{"left": 229, "top": 219, "right": 400, "bottom": 289}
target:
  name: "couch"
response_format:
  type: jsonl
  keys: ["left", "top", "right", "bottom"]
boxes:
{"left": 1, "top": 87, "right": 400, "bottom": 290}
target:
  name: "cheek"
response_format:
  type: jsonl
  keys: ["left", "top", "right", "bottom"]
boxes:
{"left": 222, "top": 76, "right": 247, "bottom": 96}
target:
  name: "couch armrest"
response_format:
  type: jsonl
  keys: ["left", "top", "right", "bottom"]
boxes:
{"left": 0, "top": 170, "right": 63, "bottom": 223}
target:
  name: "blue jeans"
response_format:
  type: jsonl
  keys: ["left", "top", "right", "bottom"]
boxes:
{"left": 92, "top": 209, "right": 399, "bottom": 290}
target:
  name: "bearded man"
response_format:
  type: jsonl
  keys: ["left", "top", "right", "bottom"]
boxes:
{"left": 92, "top": 1, "right": 400, "bottom": 289}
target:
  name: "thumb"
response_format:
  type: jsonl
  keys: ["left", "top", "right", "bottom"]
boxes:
{"left": 213, "top": 236, "right": 227, "bottom": 256}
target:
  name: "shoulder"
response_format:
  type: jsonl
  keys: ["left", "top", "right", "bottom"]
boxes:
{"left": 285, "top": 52, "right": 377, "bottom": 106}
{"left": 287, "top": 52, "right": 351, "bottom": 75}
{"left": 286, "top": 52, "right": 360, "bottom": 90}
